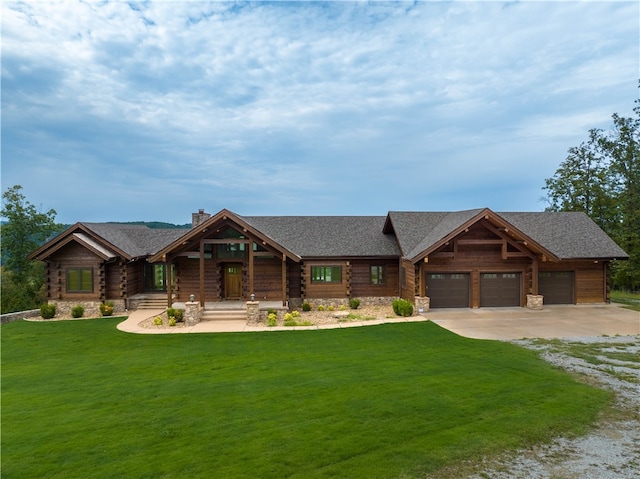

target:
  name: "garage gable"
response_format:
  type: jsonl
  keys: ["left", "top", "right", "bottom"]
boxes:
{"left": 387, "top": 208, "right": 558, "bottom": 264}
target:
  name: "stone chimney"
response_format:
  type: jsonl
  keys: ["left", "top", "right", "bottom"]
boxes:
{"left": 192, "top": 209, "right": 211, "bottom": 228}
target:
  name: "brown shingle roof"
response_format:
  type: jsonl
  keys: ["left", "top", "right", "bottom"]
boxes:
{"left": 241, "top": 215, "right": 400, "bottom": 257}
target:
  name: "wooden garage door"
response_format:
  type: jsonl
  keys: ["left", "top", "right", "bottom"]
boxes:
{"left": 539, "top": 271, "right": 574, "bottom": 304}
{"left": 480, "top": 273, "right": 521, "bottom": 307}
{"left": 426, "top": 273, "right": 469, "bottom": 308}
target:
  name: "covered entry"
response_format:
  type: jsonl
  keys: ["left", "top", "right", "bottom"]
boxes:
{"left": 539, "top": 271, "right": 574, "bottom": 304}
{"left": 480, "top": 272, "right": 521, "bottom": 307}
{"left": 426, "top": 273, "right": 470, "bottom": 308}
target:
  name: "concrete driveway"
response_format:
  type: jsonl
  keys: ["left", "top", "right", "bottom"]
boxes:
{"left": 426, "top": 303, "right": 639, "bottom": 340}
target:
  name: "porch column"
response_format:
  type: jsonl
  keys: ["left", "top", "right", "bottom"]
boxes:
{"left": 199, "top": 240, "right": 205, "bottom": 307}
{"left": 282, "top": 254, "right": 287, "bottom": 306}
{"left": 165, "top": 256, "right": 172, "bottom": 309}
{"left": 249, "top": 242, "right": 254, "bottom": 298}
{"left": 531, "top": 257, "right": 539, "bottom": 295}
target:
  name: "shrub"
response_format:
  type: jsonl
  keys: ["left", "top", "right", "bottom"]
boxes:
{"left": 40, "top": 303, "right": 56, "bottom": 319}
{"left": 153, "top": 316, "right": 163, "bottom": 326}
{"left": 339, "top": 304, "right": 346, "bottom": 311}
{"left": 168, "top": 317, "right": 177, "bottom": 327}
{"left": 168, "top": 308, "right": 184, "bottom": 322}
{"left": 291, "top": 310, "right": 300, "bottom": 318}
{"left": 100, "top": 301, "right": 114, "bottom": 317}
{"left": 349, "top": 298, "right": 361, "bottom": 309}
{"left": 267, "top": 312, "right": 277, "bottom": 327}
{"left": 302, "top": 302, "right": 312, "bottom": 312}
{"left": 392, "top": 299, "right": 414, "bottom": 317}
{"left": 71, "top": 305, "right": 84, "bottom": 318}
{"left": 283, "top": 312, "right": 295, "bottom": 326}
{"left": 328, "top": 305, "right": 335, "bottom": 311}
{"left": 317, "top": 305, "right": 325, "bottom": 312}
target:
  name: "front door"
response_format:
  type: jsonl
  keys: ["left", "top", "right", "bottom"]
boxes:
{"left": 224, "top": 264, "right": 243, "bottom": 299}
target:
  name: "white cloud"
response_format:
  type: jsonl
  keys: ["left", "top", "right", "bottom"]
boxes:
{"left": 2, "top": 0, "right": 637, "bottom": 223}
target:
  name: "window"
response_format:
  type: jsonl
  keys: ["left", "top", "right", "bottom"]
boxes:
{"left": 67, "top": 268, "right": 93, "bottom": 292}
{"left": 371, "top": 265, "right": 386, "bottom": 285}
{"left": 311, "top": 266, "right": 342, "bottom": 283}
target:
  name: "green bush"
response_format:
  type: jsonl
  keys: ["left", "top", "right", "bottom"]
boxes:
{"left": 71, "top": 305, "right": 84, "bottom": 318}
{"left": 99, "top": 301, "right": 114, "bottom": 317}
{"left": 39, "top": 303, "right": 56, "bottom": 319}
{"left": 291, "top": 310, "right": 300, "bottom": 318}
{"left": 349, "top": 298, "right": 360, "bottom": 309}
{"left": 168, "top": 308, "right": 184, "bottom": 322}
{"left": 168, "top": 317, "right": 177, "bottom": 327}
{"left": 302, "top": 302, "right": 312, "bottom": 312}
{"left": 283, "top": 312, "right": 295, "bottom": 326}
{"left": 153, "top": 316, "right": 163, "bottom": 326}
{"left": 317, "top": 305, "right": 325, "bottom": 311}
{"left": 392, "top": 299, "right": 413, "bottom": 317}
{"left": 267, "top": 312, "right": 277, "bottom": 327}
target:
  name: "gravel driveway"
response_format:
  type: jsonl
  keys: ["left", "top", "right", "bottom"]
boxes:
{"left": 469, "top": 335, "right": 640, "bottom": 479}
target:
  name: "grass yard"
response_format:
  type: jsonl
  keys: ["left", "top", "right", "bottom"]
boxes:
{"left": 611, "top": 290, "right": 640, "bottom": 311}
{"left": 1, "top": 319, "right": 610, "bottom": 479}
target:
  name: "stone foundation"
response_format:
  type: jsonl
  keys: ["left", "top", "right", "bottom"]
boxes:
{"left": 414, "top": 296, "right": 430, "bottom": 314}
{"left": 297, "top": 296, "right": 399, "bottom": 309}
{"left": 526, "top": 294, "right": 544, "bottom": 310}
{"left": 49, "top": 300, "right": 126, "bottom": 318}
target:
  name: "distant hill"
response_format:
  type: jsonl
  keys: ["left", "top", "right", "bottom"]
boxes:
{"left": 106, "top": 221, "right": 191, "bottom": 229}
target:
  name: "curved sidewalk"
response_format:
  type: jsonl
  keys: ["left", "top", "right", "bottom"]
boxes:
{"left": 116, "top": 304, "right": 639, "bottom": 339}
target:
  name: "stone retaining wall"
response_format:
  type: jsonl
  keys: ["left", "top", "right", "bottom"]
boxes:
{"left": 47, "top": 300, "right": 126, "bottom": 318}
{"left": 298, "top": 296, "right": 399, "bottom": 309}
{"left": 0, "top": 309, "right": 40, "bottom": 324}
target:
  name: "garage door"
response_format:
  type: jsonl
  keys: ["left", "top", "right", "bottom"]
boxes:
{"left": 480, "top": 273, "right": 521, "bottom": 307}
{"left": 539, "top": 271, "right": 574, "bottom": 304}
{"left": 427, "top": 273, "right": 469, "bottom": 308}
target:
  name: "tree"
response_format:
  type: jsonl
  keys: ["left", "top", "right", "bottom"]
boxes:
{"left": 543, "top": 100, "right": 640, "bottom": 291}
{"left": 1, "top": 185, "right": 63, "bottom": 313}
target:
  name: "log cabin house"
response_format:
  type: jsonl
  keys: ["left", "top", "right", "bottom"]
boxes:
{"left": 29, "top": 207, "right": 628, "bottom": 316}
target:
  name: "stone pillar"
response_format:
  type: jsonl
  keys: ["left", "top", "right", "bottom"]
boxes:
{"left": 415, "top": 296, "right": 430, "bottom": 314}
{"left": 246, "top": 301, "right": 260, "bottom": 323}
{"left": 184, "top": 301, "right": 202, "bottom": 326}
{"left": 526, "top": 294, "right": 544, "bottom": 310}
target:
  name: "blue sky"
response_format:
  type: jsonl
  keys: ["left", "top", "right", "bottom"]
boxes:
{"left": 2, "top": 1, "right": 638, "bottom": 225}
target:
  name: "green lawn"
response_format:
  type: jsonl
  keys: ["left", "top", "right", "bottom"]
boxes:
{"left": 611, "top": 290, "right": 640, "bottom": 311}
{"left": 1, "top": 319, "right": 610, "bottom": 479}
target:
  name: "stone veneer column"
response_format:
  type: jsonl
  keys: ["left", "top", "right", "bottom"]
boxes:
{"left": 185, "top": 301, "right": 202, "bottom": 326}
{"left": 246, "top": 301, "right": 260, "bottom": 323}
{"left": 526, "top": 294, "right": 544, "bottom": 310}
{"left": 414, "top": 296, "right": 430, "bottom": 314}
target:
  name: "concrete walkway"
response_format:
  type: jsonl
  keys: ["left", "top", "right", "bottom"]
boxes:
{"left": 116, "top": 303, "right": 639, "bottom": 340}
{"left": 427, "top": 304, "right": 639, "bottom": 340}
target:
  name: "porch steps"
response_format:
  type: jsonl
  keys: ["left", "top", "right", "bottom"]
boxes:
{"left": 202, "top": 309, "right": 247, "bottom": 321}
{"left": 137, "top": 298, "right": 167, "bottom": 310}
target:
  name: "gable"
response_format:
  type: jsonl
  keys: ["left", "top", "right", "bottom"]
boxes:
{"left": 29, "top": 223, "right": 186, "bottom": 262}
{"left": 385, "top": 209, "right": 627, "bottom": 263}
{"left": 148, "top": 209, "right": 302, "bottom": 263}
